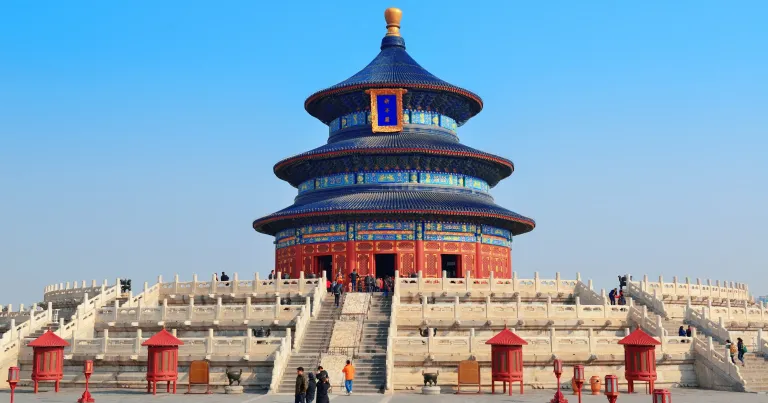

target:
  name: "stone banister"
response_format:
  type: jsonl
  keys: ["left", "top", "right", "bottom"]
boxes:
{"left": 686, "top": 305, "right": 732, "bottom": 345}
{"left": 633, "top": 274, "right": 750, "bottom": 303}
{"left": 269, "top": 328, "right": 292, "bottom": 393}
{"left": 159, "top": 272, "right": 324, "bottom": 297}
{"left": 625, "top": 276, "right": 667, "bottom": 318}
{"left": 396, "top": 299, "right": 630, "bottom": 323}
{"left": 398, "top": 272, "right": 579, "bottom": 296}
{"left": 692, "top": 335, "right": 746, "bottom": 391}
{"left": 574, "top": 280, "right": 606, "bottom": 305}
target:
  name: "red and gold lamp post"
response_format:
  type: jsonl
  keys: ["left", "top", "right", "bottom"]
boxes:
{"left": 605, "top": 375, "right": 619, "bottom": 403}
{"left": 7, "top": 366, "right": 20, "bottom": 403}
{"left": 550, "top": 359, "right": 568, "bottom": 403}
{"left": 653, "top": 388, "right": 672, "bottom": 403}
{"left": 573, "top": 365, "right": 585, "bottom": 403}
{"left": 77, "top": 360, "right": 95, "bottom": 403}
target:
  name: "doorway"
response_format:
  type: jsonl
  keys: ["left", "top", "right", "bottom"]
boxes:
{"left": 316, "top": 255, "right": 333, "bottom": 281}
{"left": 375, "top": 254, "right": 396, "bottom": 279}
{"left": 441, "top": 254, "right": 461, "bottom": 278}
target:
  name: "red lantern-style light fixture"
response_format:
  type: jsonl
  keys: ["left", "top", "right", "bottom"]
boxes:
{"left": 7, "top": 366, "right": 20, "bottom": 403}
{"left": 605, "top": 374, "right": 619, "bottom": 403}
{"left": 653, "top": 388, "right": 672, "bottom": 403}
{"left": 550, "top": 359, "right": 568, "bottom": 403}
{"left": 573, "top": 365, "right": 585, "bottom": 403}
{"left": 78, "top": 360, "right": 95, "bottom": 403}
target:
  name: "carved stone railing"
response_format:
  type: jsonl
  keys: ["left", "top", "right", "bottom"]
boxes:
{"left": 631, "top": 275, "right": 750, "bottom": 303}
{"left": 386, "top": 271, "right": 400, "bottom": 394}
{"left": 625, "top": 278, "right": 667, "bottom": 318}
{"left": 291, "top": 299, "right": 312, "bottom": 352}
{"left": 628, "top": 305, "right": 663, "bottom": 336}
{"left": 55, "top": 284, "right": 120, "bottom": 340}
{"left": 396, "top": 271, "right": 580, "bottom": 296}
{"left": 159, "top": 271, "right": 323, "bottom": 298}
{"left": 269, "top": 329, "right": 293, "bottom": 393}
{"left": 396, "top": 295, "right": 630, "bottom": 323}
{"left": 687, "top": 306, "right": 732, "bottom": 345}
{"left": 43, "top": 280, "right": 111, "bottom": 306}
{"left": 574, "top": 280, "right": 606, "bottom": 305}
{"left": 692, "top": 335, "right": 745, "bottom": 391}
{"left": 96, "top": 297, "right": 304, "bottom": 326}
{"left": 309, "top": 272, "right": 328, "bottom": 317}
{"left": 392, "top": 327, "right": 691, "bottom": 357}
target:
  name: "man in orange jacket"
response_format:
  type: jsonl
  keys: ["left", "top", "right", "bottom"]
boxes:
{"left": 342, "top": 360, "right": 355, "bottom": 395}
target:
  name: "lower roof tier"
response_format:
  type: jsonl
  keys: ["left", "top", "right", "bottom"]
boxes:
{"left": 273, "top": 130, "right": 514, "bottom": 187}
{"left": 252, "top": 186, "right": 535, "bottom": 236}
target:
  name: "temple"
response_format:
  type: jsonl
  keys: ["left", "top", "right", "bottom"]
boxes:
{"left": 253, "top": 8, "right": 534, "bottom": 281}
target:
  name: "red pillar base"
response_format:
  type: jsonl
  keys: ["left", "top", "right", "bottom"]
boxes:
{"left": 550, "top": 390, "right": 569, "bottom": 403}
{"left": 78, "top": 391, "right": 95, "bottom": 403}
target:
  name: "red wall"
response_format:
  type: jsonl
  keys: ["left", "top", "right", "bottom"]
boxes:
{"left": 274, "top": 240, "right": 511, "bottom": 279}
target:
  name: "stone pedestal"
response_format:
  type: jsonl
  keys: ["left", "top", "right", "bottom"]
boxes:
{"left": 225, "top": 386, "right": 244, "bottom": 394}
{"left": 422, "top": 386, "right": 440, "bottom": 395}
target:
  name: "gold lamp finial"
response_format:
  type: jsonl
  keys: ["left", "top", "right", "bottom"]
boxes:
{"left": 384, "top": 7, "right": 402, "bottom": 37}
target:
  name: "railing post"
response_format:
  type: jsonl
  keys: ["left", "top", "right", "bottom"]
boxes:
{"left": 188, "top": 298, "right": 194, "bottom": 321}
{"left": 442, "top": 270, "right": 447, "bottom": 291}
{"left": 534, "top": 272, "right": 540, "bottom": 293}
{"left": 191, "top": 274, "right": 198, "bottom": 295}
{"left": 489, "top": 271, "right": 495, "bottom": 292}
{"left": 254, "top": 272, "right": 260, "bottom": 293}
{"left": 216, "top": 297, "right": 222, "bottom": 321}
{"left": 550, "top": 326, "right": 557, "bottom": 354}
{"left": 421, "top": 296, "right": 427, "bottom": 320}
{"left": 299, "top": 271, "right": 305, "bottom": 294}
{"left": 232, "top": 272, "right": 239, "bottom": 294}
{"left": 135, "top": 329, "right": 143, "bottom": 355}
{"left": 512, "top": 271, "right": 518, "bottom": 292}
{"left": 465, "top": 270, "right": 470, "bottom": 292}
{"left": 575, "top": 296, "right": 581, "bottom": 318}
{"left": 102, "top": 329, "right": 109, "bottom": 354}
{"left": 516, "top": 294, "right": 522, "bottom": 319}
{"left": 555, "top": 272, "right": 561, "bottom": 292}
{"left": 210, "top": 273, "right": 217, "bottom": 294}
{"left": 275, "top": 272, "right": 281, "bottom": 293}
{"left": 588, "top": 327, "right": 595, "bottom": 355}
{"left": 469, "top": 328, "right": 475, "bottom": 354}
{"left": 245, "top": 296, "right": 252, "bottom": 320}
{"left": 485, "top": 296, "right": 491, "bottom": 320}
{"left": 546, "top": 295, "right": 552, "bottom": 318}
{"left": 726, "top": 299, "right": 732, "bottom": 320}
{"left": 162, "top": 299, "right": 168, "bottom": 321}
{"left": 207, "top": 328, "right": 215, "bottom": 355}
{"left": 454, "top": 296, "right": 460, "bottom": 321}
{"left": 275, "top": 296, "right": 281, "bottom": 320}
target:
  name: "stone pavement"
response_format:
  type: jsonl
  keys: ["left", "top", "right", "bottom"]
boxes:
{"left": 2, "top": 388, "right": 767, "bottom": 403}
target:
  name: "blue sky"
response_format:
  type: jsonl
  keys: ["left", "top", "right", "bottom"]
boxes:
{"left": 1, "top": 1, "right": 766, "bottom": 304}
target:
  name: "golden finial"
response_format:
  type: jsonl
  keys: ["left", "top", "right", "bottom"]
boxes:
{"left": 384, "top": 7, "right": 402, "bottom": 37}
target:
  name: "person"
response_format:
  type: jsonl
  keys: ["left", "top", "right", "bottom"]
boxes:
{"left": 726, "top": 339, "right": 737, "bottom": 364}
{"left": 608, "top": 288, "right": 617, "bottom": 305}
{"left": 326, "top": 278, "right": 331, "bottom": 292}
{"left": 214, "top": 272, "right": 219, "bottom": 281}
{"left": 678, "top": 326, "right": 687, "bottom": 343}
{"left": 342, "top": 360, "right": 355, "bottom": 395}
{"left": 306, "top": 372, "right": 317, "bottom": 403}
{"left": 350, "top": 269, "right": 359, "bottom": 292}
{"left": 376, "top": 277, "right": 383, "bottom": 292}
{"left": 333, "top": 280, "right": 342, "bottom": 307}
{"left": 269, "top": 270, "right": 276, "bottom": 280}
{"left": 686, "top": 325, "right": 692, "bottom": 338}
{"left": 316, "top": 375, "right": 330, "bottom": 403}
{"left": 295, "top": 367, "right": 308, "bottom": 403}
{"left": 254, "top": 327, "right": 265, "bottom": 337}
{"left": 221, "top": 271, "right": 230, "bottom": 286}
{"left": 737, "top": 337, "right": 747, "bottom": 366}
{"left": 382, "top": 277, "right": 389, "bottom": 298}
{"left": 618, "top": 290, "right": 626, "bottom": 305}
{"left": 316, "top": 366, "right": 328, "bottom": 382}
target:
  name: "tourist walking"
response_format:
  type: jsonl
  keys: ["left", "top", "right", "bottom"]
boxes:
{"left": 726, "top": 339, "right": 737, "bottom": 364}
{"left": 737, "top": 338, "right": 747, "bottom": 366}
{"left": 315, "top": 376, "right": 330, "bottom": 403}
{"left": 342, "top": 360, "right": 355, "bottom": 395}
{"left": 306, "top": 372, "right": 317, "bottom": 403}
{"left": 333, "top": 280, "right": 342, "bottom": 307}
{"left": 350, "top": 269, "right": 359, "bottom": 292}
{"left": 295, "top": 367, "right": 308, "bottom": 403}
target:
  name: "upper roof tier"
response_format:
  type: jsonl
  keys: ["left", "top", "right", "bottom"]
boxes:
{"left": 304, "top": 8, "right": 483, "bottom": 126}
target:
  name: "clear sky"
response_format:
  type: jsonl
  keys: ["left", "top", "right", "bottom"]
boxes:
{"left": 1, "top": 1, "right": 766, "bottom": 305}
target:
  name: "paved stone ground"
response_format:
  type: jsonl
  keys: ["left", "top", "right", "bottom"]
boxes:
{"left": 2, "top": 388, "right": 767, "bottom": 403}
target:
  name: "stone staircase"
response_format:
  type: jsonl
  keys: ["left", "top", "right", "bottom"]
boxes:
{"left": 350, "top": 293, "right": 390, "bottom": 394}
{"left": 28, "top": 322, "right": 61, "bottom": 339}
{"left": 277, "top": 294, "right": 342, "bottom": 393}
{"left": 741, "top": 353, "right": 768, "bottom": 392}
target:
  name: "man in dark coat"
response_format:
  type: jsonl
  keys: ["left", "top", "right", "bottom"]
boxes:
{"left": 306, "top": 372, "right": 317, "bottom": 403}
{"left": 295, "top": 367, "right": 308, "bottom": 403}
{"left": 350, "top": 269, "right": 359, "bottom": 292}
{"left": 315, "top": 376, "right": 330, "bottom": 403}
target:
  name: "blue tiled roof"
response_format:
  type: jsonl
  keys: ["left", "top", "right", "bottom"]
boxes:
{"left": 304, "top": 36, "right": 483, "bottom": 125}
{"left": 253, "top": 186, "right": 535, "bottom": 236}
{"left": 274, "top": 130, "right": 514, "bottom": 186}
